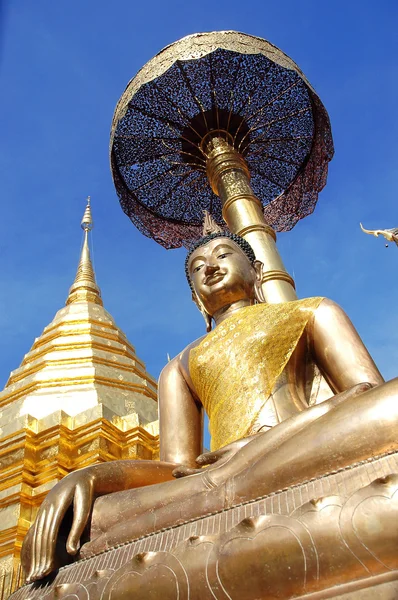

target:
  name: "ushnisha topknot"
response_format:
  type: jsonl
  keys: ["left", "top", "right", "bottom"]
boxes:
{"left": 185, "top": 212, "right": 256, "bottom": 291}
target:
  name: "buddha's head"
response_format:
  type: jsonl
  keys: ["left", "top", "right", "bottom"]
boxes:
{"left": 186, "top": 227, "right": 264, "bottom": 331}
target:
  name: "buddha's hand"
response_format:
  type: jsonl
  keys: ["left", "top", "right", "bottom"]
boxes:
{"left": 173, "top": 437, "right": 251, "bottom": 478}
{"left": 21, "top": 468, "right": 95, "bottom": 583}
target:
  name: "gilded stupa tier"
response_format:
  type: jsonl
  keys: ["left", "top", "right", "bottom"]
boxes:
{"left": 0, "top": 198, "right": 159, "bottom": 598}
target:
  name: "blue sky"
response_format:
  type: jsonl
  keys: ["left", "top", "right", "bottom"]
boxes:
{"left": 0, "top": 0, "right": 397, "bottom": 411}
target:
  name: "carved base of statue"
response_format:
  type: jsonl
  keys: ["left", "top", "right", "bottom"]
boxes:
{"left": 10, "top": 448, "right": 398, "bottom": 599}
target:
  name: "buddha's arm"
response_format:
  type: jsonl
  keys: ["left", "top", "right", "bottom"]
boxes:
{"left": 158, "top": 358, "right": 203, "bottom": 467}
{"left": 311, "top": 299, "right": 384, "bottom": 392}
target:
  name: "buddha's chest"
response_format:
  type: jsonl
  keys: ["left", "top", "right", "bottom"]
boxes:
{"left": 189, "top": 312, "right": 310, "bottom": 419}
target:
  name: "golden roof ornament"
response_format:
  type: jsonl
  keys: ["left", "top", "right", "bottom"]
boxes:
{"left": 360, "top": 223, "right": 398, "bottom": 247}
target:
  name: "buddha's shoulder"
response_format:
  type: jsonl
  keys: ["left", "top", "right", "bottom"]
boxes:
{"left": 310, "top": 297, "right": 351, "bottom": 324}
{"left": 311, "top": 297, "right": 344, "bottom": 314}
{"left": 159, "top": 335, "right": 207, "bottom": 380}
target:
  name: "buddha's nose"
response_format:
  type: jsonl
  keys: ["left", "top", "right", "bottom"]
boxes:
{"left": 204, "top": 261, "right": 218, "bottom": 274}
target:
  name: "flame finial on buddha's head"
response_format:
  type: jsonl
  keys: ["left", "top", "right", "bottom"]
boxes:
{"left": 202, "top": 210, "right": 223, "bottom": 236}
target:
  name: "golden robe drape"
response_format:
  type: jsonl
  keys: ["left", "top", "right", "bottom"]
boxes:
{"left": 189, "top": 298, "right": 323, "bottom": 451}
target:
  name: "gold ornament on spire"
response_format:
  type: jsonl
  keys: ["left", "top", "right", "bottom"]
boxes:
{"left": 66, "top": 197, "right": 102, "bottom": 305}
{"left": 360, "top": 223, "right": 398, "bottom": 247}
{"left": 81, "top": 195, "right": 93, "bottom": 231}
{"left": 202, "top": 210, "right": 223, "bottom": 236}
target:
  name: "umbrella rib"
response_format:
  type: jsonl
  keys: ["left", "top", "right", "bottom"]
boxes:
{"left": 249, "top": 164, "right": 285, "bottom": 190}
{"left": 152, "top": 80, "right": 205, "bottom": 143}
{"left": 161, "top": 139, "right": 206, "bottom": 164}
{"left": 184, "top": 170, "right": 206, "bottom": 190}
{"left": 243, "top": 134, "right": 313, "bottom": 156}
{"left": 153, "top": 116, "right": 208, "bottom": 156}
{"left": 259, "top": 152, "right": 303, "bottom": 167}
{"left": 115, "top": 133, "right": 203, "bottom": 166}
{"left": 118, "top": 151, "right": 176, "bottom": 167}
{"left": 152, "top": 171, "right": 194, "bottom": 211}
{"left": 226, "top": 55, "right": 244, "bottom": 134}
{"left": 116, "top": 144, "right": 205, "bottom": 169}
{"left": 238, "top": 106, "right": 312, "bottom": 152}
{"left": 237, "top": 79, "right": 303, "bottom": 150}
{"left": 162, "top": 158, "right": 206, "bottom": 171}
{"left": 129, "top": 102, "right": 186, "bottom": 134}
{"left": 176, "top": 61, "right": 209, "bottom": 135}
{"left": 250, "top": 105, "right": 311, "bottom": 134}
{"left": 129, "top": 104, "right": 209, "bottom": 159}
{"left": 243, "top": 79, "right": 302, "bottom": 125}
{"left": 177, "top": 172, "right": 206, "bottom": 221}
{"left": 249, "top": 134, "right": 313, "bottom": 145}
{"left": 130, "top": 164, "right": 181, "bottom": 193}
{"left": 177, "top": 132, "right": 211, "bottom": 157}
{"left": 115, "top": 134, "right": 179, "bottom": 140}
{"left": 209, "top": 53, "right": 220, "bottom": 131}
{"left": 232, "top": 63, "right": 274, "bottom": 144}
{"left": 189, "top": 175, "right": 211, "bottom": 198}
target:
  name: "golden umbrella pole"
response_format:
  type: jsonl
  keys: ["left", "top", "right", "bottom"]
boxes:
{"left": 203, "top": 132, "right": 296, "bottom": 303}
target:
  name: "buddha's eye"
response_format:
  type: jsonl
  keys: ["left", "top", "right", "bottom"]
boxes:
{"left": 192, "top": 263, "right": 203, "bottom": 273}
{"left": 217, "top": 252, "right": 231, "bottom": 259}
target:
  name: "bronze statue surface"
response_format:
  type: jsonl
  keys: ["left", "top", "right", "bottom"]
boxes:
{"left": 20, "top": 232, "right": 398, "bottom": 591}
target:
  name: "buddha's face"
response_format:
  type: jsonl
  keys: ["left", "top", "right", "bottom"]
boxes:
{"left": 188, "top": 237, "right": 261, "bottom": 316}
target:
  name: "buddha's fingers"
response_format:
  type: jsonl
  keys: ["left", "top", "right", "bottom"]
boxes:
{"left": 66, "top": 479, "right": 93, "bottom": 555}
{"left": 28, "top": 507, "right": 48, "bottom": 582}
{"left": 172, "top": 466, "right": 202, "bottom": 478}
{"left": 22, "top": 526, "right": 36, "bottom": 583}
{"left": 196, "top": 452, "right": 220, "bottom": 466}
{"left": 20, "top": 527, "right": 32, "bottom": 581}
{"left": 196, "top": 447, "right": 230, "bottom": 466}
{"left": 173, "top": 448, "right": 235, "bottom": 476}
{"left": 29, "top": 502, "right": 59, "bottom": 581}
{"left": 36, "top": 502, "right": 56, "bottom": 580}
{"left": 39, "top": 495, "right": 73, "bottom": 580}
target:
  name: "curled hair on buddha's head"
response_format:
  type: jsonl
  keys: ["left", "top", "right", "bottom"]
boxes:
{"left": 184, "top": 212, "right": 256, "bottom": 292}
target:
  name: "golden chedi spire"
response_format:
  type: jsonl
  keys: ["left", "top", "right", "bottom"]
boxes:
{"left": 0, "top": 199, "right": 159, "bottom": 595}
{"left": 1, "top": 195, "right": 158, "bottom": 426}
{"left": 67, "top": 197, "right": 102, "bottom": 306}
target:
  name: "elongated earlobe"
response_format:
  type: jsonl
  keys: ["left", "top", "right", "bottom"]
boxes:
{"left": 192, "top": 292, "right": 212, "bottom": 332}
{"left": 253, "top": 260, "right": 266, "bottom": 304}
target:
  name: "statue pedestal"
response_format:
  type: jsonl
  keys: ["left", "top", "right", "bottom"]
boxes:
{"left": 10, "top": 451, "right": 398, "bottom": 600}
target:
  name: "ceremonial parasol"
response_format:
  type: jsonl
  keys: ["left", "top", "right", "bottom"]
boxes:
{"left": 110, "top": 31, "right": 334, "bottom": 302}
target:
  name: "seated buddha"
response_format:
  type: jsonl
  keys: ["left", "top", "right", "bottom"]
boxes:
{"left": 21, "top": 216, "right": 398, "bottom": 584}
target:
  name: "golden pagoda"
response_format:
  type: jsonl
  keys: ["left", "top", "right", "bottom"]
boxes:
{"left": 0, "top": 198, "right": 159, "bottom": 598}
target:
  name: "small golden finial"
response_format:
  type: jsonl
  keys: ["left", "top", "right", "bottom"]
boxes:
{"left": 81, "top": 196, "right": 93, "bottom": 231}
{"left": 360, "top": 223, "right": 398, "bottom": 247}
{"left": 66, "top": 196, "right": 102, "bottom": 306}
{"left": 202, "top": 210, "right": 223, "bottom": 236}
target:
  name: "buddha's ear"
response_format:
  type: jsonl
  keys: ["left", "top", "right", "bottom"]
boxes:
{"left": 191, "top": 292, "right": 212, "bottom": 332}
{"left": 253, "top": 260, "right": 266, "bottom": 304}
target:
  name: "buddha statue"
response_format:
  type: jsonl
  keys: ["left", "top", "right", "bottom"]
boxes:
{"left": 21, "top": 217, "right": 398, "bottom": 585}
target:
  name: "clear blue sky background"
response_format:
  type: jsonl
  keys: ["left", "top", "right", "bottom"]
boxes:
{"left": 0, "top": 0, "right": 397, "bottom": 434}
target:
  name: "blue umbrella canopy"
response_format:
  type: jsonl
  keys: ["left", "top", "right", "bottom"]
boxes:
{"left": 110, "top": 31, "right": 334, "bottom": 249}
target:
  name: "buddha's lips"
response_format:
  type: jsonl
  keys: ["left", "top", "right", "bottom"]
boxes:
{"left": 205, "top": 273, "right": 225, "bottom": 285}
